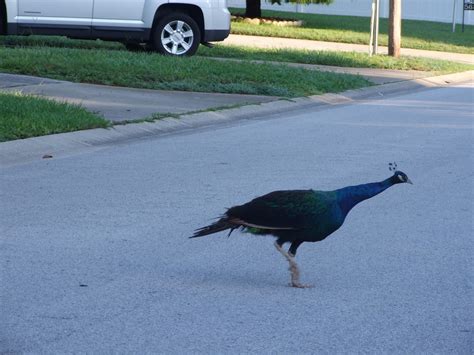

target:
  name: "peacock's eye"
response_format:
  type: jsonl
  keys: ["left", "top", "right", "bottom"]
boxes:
{"left": 397, "top": 175, "right": 404, "bottom": 182}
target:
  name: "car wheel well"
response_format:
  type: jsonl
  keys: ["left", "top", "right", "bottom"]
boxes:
{"left": 152, "top": 13, "right": 201, "bottom": 56}
{"left": 152, "top": 4, "right": 204, "bottom": 42}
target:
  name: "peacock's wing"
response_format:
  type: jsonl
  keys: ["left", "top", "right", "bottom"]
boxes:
{"left": 226, "top": 190, "right": 334, "bottom": 230}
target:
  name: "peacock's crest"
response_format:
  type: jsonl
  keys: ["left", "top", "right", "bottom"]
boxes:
{"left": 388, "top": 162, "right": 398, "bottom": 172}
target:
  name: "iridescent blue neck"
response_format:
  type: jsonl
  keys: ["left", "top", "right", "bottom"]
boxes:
{"left": 337, "top": 177, "right": 395, "bottom": 215}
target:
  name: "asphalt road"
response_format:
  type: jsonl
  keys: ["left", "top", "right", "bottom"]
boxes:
{"left": 1, "top": 83, "right": 473, "bottom": 352}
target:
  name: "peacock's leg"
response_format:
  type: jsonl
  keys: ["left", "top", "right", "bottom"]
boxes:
{"left": 288, "top": 240, "right": 303, "bottom": 257}
{"left": 274, "top": 240, "right": 309, "bottom": 288}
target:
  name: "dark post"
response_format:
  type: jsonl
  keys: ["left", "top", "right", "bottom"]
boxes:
{"left": 245, "top": 0, "right": 262, "bottom": 18}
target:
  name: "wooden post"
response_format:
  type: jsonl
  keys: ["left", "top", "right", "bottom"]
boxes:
{"left": 388, "top": 0, "right": 401, "bottom": 57}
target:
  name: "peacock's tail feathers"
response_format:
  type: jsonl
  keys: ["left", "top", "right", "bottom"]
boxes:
{"left": 190, "top": 217, "right": 235, "bottom": 238}
{"left": 190, "top": 215, "right": 296, "bottom": 239}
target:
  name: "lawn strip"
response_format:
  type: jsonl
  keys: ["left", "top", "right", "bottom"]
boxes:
{"left": 0, "top": 92, "right": 109, "bottom": 142}
{"left": 2, "top": 33, "right": 472, "bottom": 74}
{"left": 197, "top": 45, "right": 473, "bottom": 74}
{"left": 0, "top": 46, "right": 371, "bottom": 97}
{"left": 0, "top": 35, "right": 124, "bottom": 50}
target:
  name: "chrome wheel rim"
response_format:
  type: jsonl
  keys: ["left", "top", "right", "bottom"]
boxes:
{"left": 161, "top": 20, "right": 194, "bottom": 55}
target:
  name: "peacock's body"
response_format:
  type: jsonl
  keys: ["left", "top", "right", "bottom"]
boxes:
{"left": 192, "top": 170, "right": 412, "bottom": 288}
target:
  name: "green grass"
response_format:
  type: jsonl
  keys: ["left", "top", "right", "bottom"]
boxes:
{"left": 0, "top": 92, "right": 109, "bottom": 142}
{"left": 0, "top": 46, "right": 371, "bottom": 97}
{"left": 0, "top": 35, "right": 124, "bottom": 50}
{"left": 198, "top": 45, "right": 473, "bottom": 73}
{"left": 230, "top": 8, "right": 474, "bottom": 54}
{"left": 3, "top": 34, "right": 471, "bottom": 73}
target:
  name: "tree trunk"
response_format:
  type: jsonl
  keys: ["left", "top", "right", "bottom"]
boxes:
{"left": 245, "top": 0, "right": 262, "bottom": 18}
{"left": 388, "top": 0, "right": 401, "bottom": 57}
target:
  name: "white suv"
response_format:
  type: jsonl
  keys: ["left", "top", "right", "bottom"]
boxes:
{"left": 0, "top": 0, "right": 231, "bottom": 56}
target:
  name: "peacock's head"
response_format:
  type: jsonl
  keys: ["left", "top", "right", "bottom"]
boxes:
{"left": 393, "top": 170, "right": 413, "bottom": 184}
{"left": 388, "top": 163, "right": 413, "bottom": 184}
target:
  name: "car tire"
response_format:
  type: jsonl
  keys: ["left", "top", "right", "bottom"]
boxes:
{"left": 152, "top": 13, "right": 200, "bottom": 56}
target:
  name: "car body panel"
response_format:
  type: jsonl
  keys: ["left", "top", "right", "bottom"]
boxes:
{"left": 3, "top": 0, "right": 230, "bottom": 46}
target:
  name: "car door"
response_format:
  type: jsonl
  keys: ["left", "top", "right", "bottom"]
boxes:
{"left": 92, "top": 0, "right": 148, "bottom": 40}
{"left": 17, "top": 0, "right": 93, "bottom": 37}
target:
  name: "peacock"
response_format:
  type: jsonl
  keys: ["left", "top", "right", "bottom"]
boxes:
{"left": 191, "top": 166, "right": 412, "bottom": 288}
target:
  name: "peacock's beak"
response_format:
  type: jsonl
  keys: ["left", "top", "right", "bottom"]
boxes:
{"left": 406, "top": 178, "right": 413, "bottom": 185}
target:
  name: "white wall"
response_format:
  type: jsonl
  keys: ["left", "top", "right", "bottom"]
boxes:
{"left": 228, "top": 0, "right": 474, "bottom": 26}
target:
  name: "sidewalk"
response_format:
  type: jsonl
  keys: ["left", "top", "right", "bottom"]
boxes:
{"left": 0, "top": 73, "right": 276, "bottom": 122}
{"left": 223, "top": 34, "right": 474, "bottom": 65}
{"left": 1, "top": 70, "right": 472, "bottom": 167}
{"left": 0, "top": 62, "right": 433, "bottom": 123}
{"left": 1, "top": 35, "right": 473, "bottom": 166}
{"left": 2, "top": 36, "right": 472, "bottom": 122}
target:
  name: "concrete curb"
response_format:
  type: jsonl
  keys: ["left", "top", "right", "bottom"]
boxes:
{"left": 1, "top": 70, "right": 472, "bottom": 167}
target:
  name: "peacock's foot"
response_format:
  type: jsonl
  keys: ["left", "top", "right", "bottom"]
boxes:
{"left": 290, "top": 281, "right": 313, "bottom": 288}
{"left": 274, "top": 241, "right": 313, "bottom": 288}
{"left": 287, "top": 255, "right": 313, "bottom": 288}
